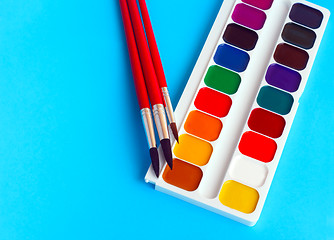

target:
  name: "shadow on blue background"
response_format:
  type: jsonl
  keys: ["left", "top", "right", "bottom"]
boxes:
{"left": 0, "top": 0, "right": 333, "bottom": 239}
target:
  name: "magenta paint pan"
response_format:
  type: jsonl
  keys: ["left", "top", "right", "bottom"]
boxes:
{"left": 232, "top": 4, "right": 267, "bottom": 30}
{"left": 242, "top": 0, "right": 274, "bottom": 10}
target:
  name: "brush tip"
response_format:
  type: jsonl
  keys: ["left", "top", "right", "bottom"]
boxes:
{"left": 149, "top": 147, "right": 160, "bottom": 177}
{"left": 160, "top": 138, "right": 173, "bottom": 169}
{"left": 170, "top": 122, "right": 179, "bottom": 143}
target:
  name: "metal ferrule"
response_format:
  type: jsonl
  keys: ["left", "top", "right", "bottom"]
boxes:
{"left": 161, "top": 87, "right": 176, "bottom": 124}
{"left": 152, "top": 104, "right": 169, "bottom": 140}
{"left": 140, "top": 108, "right": 156, "bottom": 149}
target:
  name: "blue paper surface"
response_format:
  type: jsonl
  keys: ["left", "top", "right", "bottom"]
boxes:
{"left": 0, "top": 0, "right": 333, "bottom": 239}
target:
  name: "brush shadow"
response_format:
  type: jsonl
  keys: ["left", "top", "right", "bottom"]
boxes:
{"left": 172, "top": 1, "right": 223, "bottom": 105}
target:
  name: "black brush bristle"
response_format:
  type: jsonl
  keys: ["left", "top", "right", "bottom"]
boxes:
{"left": 149, "top": 147, "right": 160, "bottom": 177}
{"left": 160, "top": 138, "right": 173, "bottom": 169}
{"left": 170, "top": 122, "right": 179, "bottom": 143}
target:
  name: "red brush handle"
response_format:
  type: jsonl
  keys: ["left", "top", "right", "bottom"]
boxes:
{"left": 119, "top": 0, "right": 150, "bottom": 109}
{"left": 126, "top": 0, "right": 163, "bottom": 106}
{"left": 138, "top": 0, "right": 167, "bottom": 88}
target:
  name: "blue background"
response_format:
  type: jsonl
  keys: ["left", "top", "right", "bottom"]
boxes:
{"left": 0, "top": 0, "right": 333, "bottom": 239}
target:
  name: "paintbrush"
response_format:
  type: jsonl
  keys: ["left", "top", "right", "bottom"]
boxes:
{"left": 137, "top": 0, "right": 179, "bottom": 143}
{"left": 119, "top": 0, "right": 160, "bottom": 176}
{"left": 126, "top": 0, "right": 173, "bottom": 169}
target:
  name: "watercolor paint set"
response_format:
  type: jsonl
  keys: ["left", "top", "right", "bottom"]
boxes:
{"left": 145, "top": 0, "right": 329, "bottom": 226}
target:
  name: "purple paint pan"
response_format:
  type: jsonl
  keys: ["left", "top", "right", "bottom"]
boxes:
{"left": 265, "top": 64, "right": 302, "bottom": 92}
